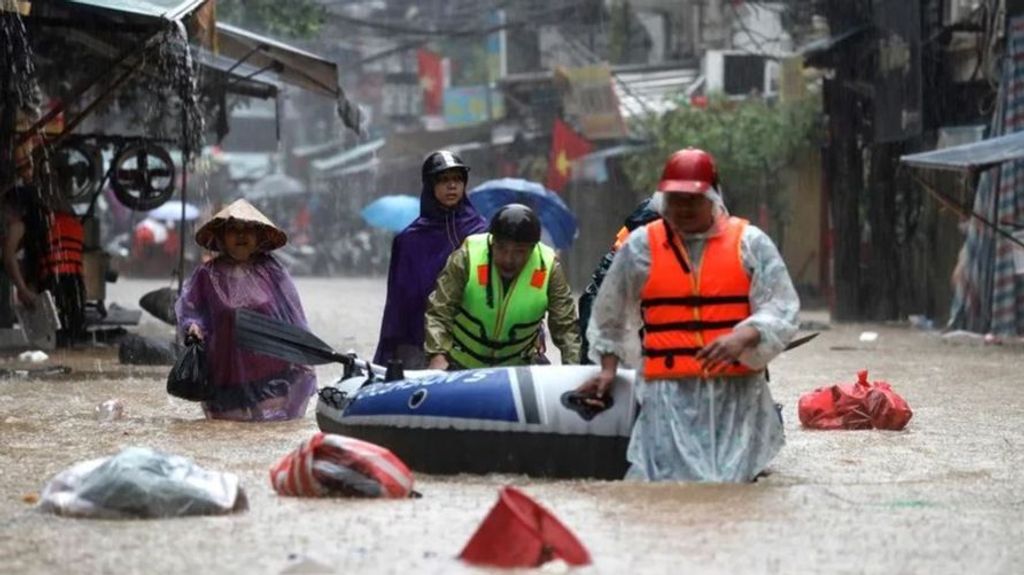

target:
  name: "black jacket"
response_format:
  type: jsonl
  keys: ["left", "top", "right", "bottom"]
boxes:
{"left": 578, "top": 198, "right": 660, "bottom": 363}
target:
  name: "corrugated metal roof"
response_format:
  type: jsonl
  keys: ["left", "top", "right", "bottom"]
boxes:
{"left": 614, "top": 66, "right": 700, "bottom": 119}
{"left": 501, "top": 64, "right": 701, "bottom": 120}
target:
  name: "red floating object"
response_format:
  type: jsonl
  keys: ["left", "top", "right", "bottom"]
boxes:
{"left": 799, "top": 370, "right": 913, "bottom": 431}
{"left": 459, "top": 486, "right": 591, "bottom": 568}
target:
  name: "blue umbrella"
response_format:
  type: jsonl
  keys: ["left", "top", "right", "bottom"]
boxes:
{"left": 361, "top": 195, "right": 420, "bottom": 232}
{"left": 468, "top": 178, "right": 578, "bottom": 249}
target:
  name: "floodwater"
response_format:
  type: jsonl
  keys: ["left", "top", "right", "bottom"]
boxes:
{"left": 2, "top": 277, "right": 1023, "bottom": 574}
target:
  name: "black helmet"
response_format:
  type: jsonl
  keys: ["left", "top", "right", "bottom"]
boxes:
{"left": 421, "top": 150, "right": 469, "bottom": 185}
{"left": 489, "top": 203, "right": 541, "bottom": 244}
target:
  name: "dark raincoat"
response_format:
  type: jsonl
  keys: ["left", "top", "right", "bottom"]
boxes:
{"left": 578, "top": 197, "right": 660, "bottom": 363}
{"left": 373, "top": 182, "right": 487, "bottom": 367}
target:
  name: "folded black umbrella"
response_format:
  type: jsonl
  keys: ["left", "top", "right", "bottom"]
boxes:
{"left": 139, "top": 287, "right": 178, "bottom": 326}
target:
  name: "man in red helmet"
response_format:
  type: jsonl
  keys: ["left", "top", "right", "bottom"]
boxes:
{"left": 576, "top": 148, "right": 800, "bottom": 482}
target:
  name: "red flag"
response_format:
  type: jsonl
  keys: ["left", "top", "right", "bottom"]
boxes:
{"left": 545, "top": 119, "right": 592, "bottom": 192}
{"left": 417, "top": 49, "right": 444, "bottom": 115}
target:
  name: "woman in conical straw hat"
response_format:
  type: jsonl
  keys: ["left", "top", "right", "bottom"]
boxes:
{"left": 175, "top": 199, "right": 316, "bottom": 422}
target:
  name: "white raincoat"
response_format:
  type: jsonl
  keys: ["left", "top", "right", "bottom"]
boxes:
{"left": 587, "top": 191, "right": 800, "bottom": 482}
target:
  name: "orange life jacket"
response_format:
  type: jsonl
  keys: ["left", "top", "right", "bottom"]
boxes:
{"left": 39, "top": 212, "right": 84, "bottom": 280}
{"left": 640, "top": 217, "right": 756, "bottom": 379}
{"left": 612, "top": 226, "right": 630, "bottom": 251}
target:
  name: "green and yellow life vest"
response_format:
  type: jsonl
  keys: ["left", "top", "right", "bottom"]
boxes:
{"left": 450, "top": 233, "right": 554, "bottom": 368}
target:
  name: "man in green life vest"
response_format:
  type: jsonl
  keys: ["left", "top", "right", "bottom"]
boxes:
{"left": 424, "top": 204, "right": 581, "bottom": 370}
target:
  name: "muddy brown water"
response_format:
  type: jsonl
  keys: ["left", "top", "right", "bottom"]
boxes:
{"left": 1, "top": 278, "right": 1023, "bottom": 574}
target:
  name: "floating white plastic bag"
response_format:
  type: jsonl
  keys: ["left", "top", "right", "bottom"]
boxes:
{"left": 38, "top": 447, "right": 247, "bottom": 519}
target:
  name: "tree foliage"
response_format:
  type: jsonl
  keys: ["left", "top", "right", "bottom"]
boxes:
{"left": 216, "top": 0, "right": 325, "bottom": 39}
{"left": 624, "top": 96, "right": 821, "bottom": 238}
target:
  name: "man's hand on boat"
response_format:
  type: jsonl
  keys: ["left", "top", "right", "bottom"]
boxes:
{"left": 427, "top": 354, "right": 450, "bottom": 370}
{"left": 576, "top": 355, "right": 619, "bottom": 408}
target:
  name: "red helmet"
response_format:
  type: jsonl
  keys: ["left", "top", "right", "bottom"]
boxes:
{"left": 657, "top": 148, "right": 718, "bottom": 194}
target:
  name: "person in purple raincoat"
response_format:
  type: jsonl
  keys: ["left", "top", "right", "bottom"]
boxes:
{"left": 176, "top": 199, "right": 316, "bottom": 422}
{"left": 373, "top": 151, "right": 487, "bottom": 368}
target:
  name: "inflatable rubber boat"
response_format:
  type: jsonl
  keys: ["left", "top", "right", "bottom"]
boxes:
{"left": 234, "top": 308, "right": 819, "bottom": 480}
{"left": 228, "top": 308, "right": 636, "bottom": 479}
{"left": 316, "top": 364, "right": 636, "bottom": 479}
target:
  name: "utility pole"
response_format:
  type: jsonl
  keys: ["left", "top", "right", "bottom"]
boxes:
{"left": 0, "top": 13, "right": 17, "bottom": 328}
{"left": 867, "top": 141, "right": 901, "bottom": 320}
{"left": 822, "top": 0, "right": 869, "bottom": 321}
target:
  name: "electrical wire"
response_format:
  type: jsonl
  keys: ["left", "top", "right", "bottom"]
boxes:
{"left": 355, "top": 0, "right": 592, "bottom": 65}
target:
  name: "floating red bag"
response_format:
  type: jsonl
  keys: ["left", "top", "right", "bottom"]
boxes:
{"left": 797, "top": 386, "right": 840, "bottom": 428}
{"left": 270, "top": 433, "right": 414, "bottom": 498}
{"left": 866, "top": 381, "right": 913, "bottom": 430}
{"left": 799, "top": 370, "right": 911, "bottom": 431}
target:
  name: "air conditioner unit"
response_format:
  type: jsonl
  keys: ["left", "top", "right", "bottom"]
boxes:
{"left": 703, "top": 50, "right": 778, "bottom": 97}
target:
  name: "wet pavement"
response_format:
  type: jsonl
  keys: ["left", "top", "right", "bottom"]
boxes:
{"left": 1, "top": 277, "right": 1023, "bottom": 574}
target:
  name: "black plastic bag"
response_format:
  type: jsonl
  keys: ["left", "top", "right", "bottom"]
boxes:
{"left": 167, "top": 336, "right": 213, "bottom": 402}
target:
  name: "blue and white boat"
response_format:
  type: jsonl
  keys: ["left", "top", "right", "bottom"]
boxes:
{"left": 316, "top": 365, "right": 636, "bottom": 479}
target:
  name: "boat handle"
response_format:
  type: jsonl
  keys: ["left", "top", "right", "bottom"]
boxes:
{"left": 560, "top": 391, "right": 614, "bottom": 421}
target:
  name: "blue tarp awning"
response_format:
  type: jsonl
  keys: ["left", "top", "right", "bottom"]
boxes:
{"left": 900, "top": 131, "right": 1024, "bottom": 172}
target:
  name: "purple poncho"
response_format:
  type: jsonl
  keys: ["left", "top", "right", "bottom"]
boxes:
{"left": 176, "top": 253, "right": 316, "bottom": 421}
{"left": 373, "top": 183, "right": 487, "bottom": 366}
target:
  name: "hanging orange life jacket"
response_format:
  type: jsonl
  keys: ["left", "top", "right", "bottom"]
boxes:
{"left": 39, "top": 212, "right": 84, "bottom": 280}
{"left": 639, "top": 217, "right": 756, "bottom": 379}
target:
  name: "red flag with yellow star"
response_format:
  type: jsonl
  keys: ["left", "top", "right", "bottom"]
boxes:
{"left": 417, "top": 49, "right": 444, "bottom": 115}
{"left": 545, "top": 119, "right": 592, "bottom": 192}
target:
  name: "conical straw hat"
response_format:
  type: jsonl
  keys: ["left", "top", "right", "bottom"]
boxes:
{"left": 194, "top": 199, "right": 287, "bottom": 251}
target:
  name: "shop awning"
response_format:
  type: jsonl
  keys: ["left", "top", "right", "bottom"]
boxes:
{"left": 52, "top": 0, "right": 208, "bottom": 21}
{"left": 60, "top": 25, "right": 278, "bottom": 99}
{"left": 899, "top": 130, "right": 1024, "bottom": 172}
{"left": 215, "top": 22, "right": 362, "bottom": 133}
{"left": 196, "top": 49, "right": 279, "bottom": 99}
{"left": 216, "top": 23, "right": 336, "bottom": 97}
{"left": 292, "top": 138, "right": 345, "bottom": 159}
{"left": 312, "top": 138, "right": 385, "bottom": 174}
{"left": 40, "top": 2, "right": 361, "bottom": 133}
